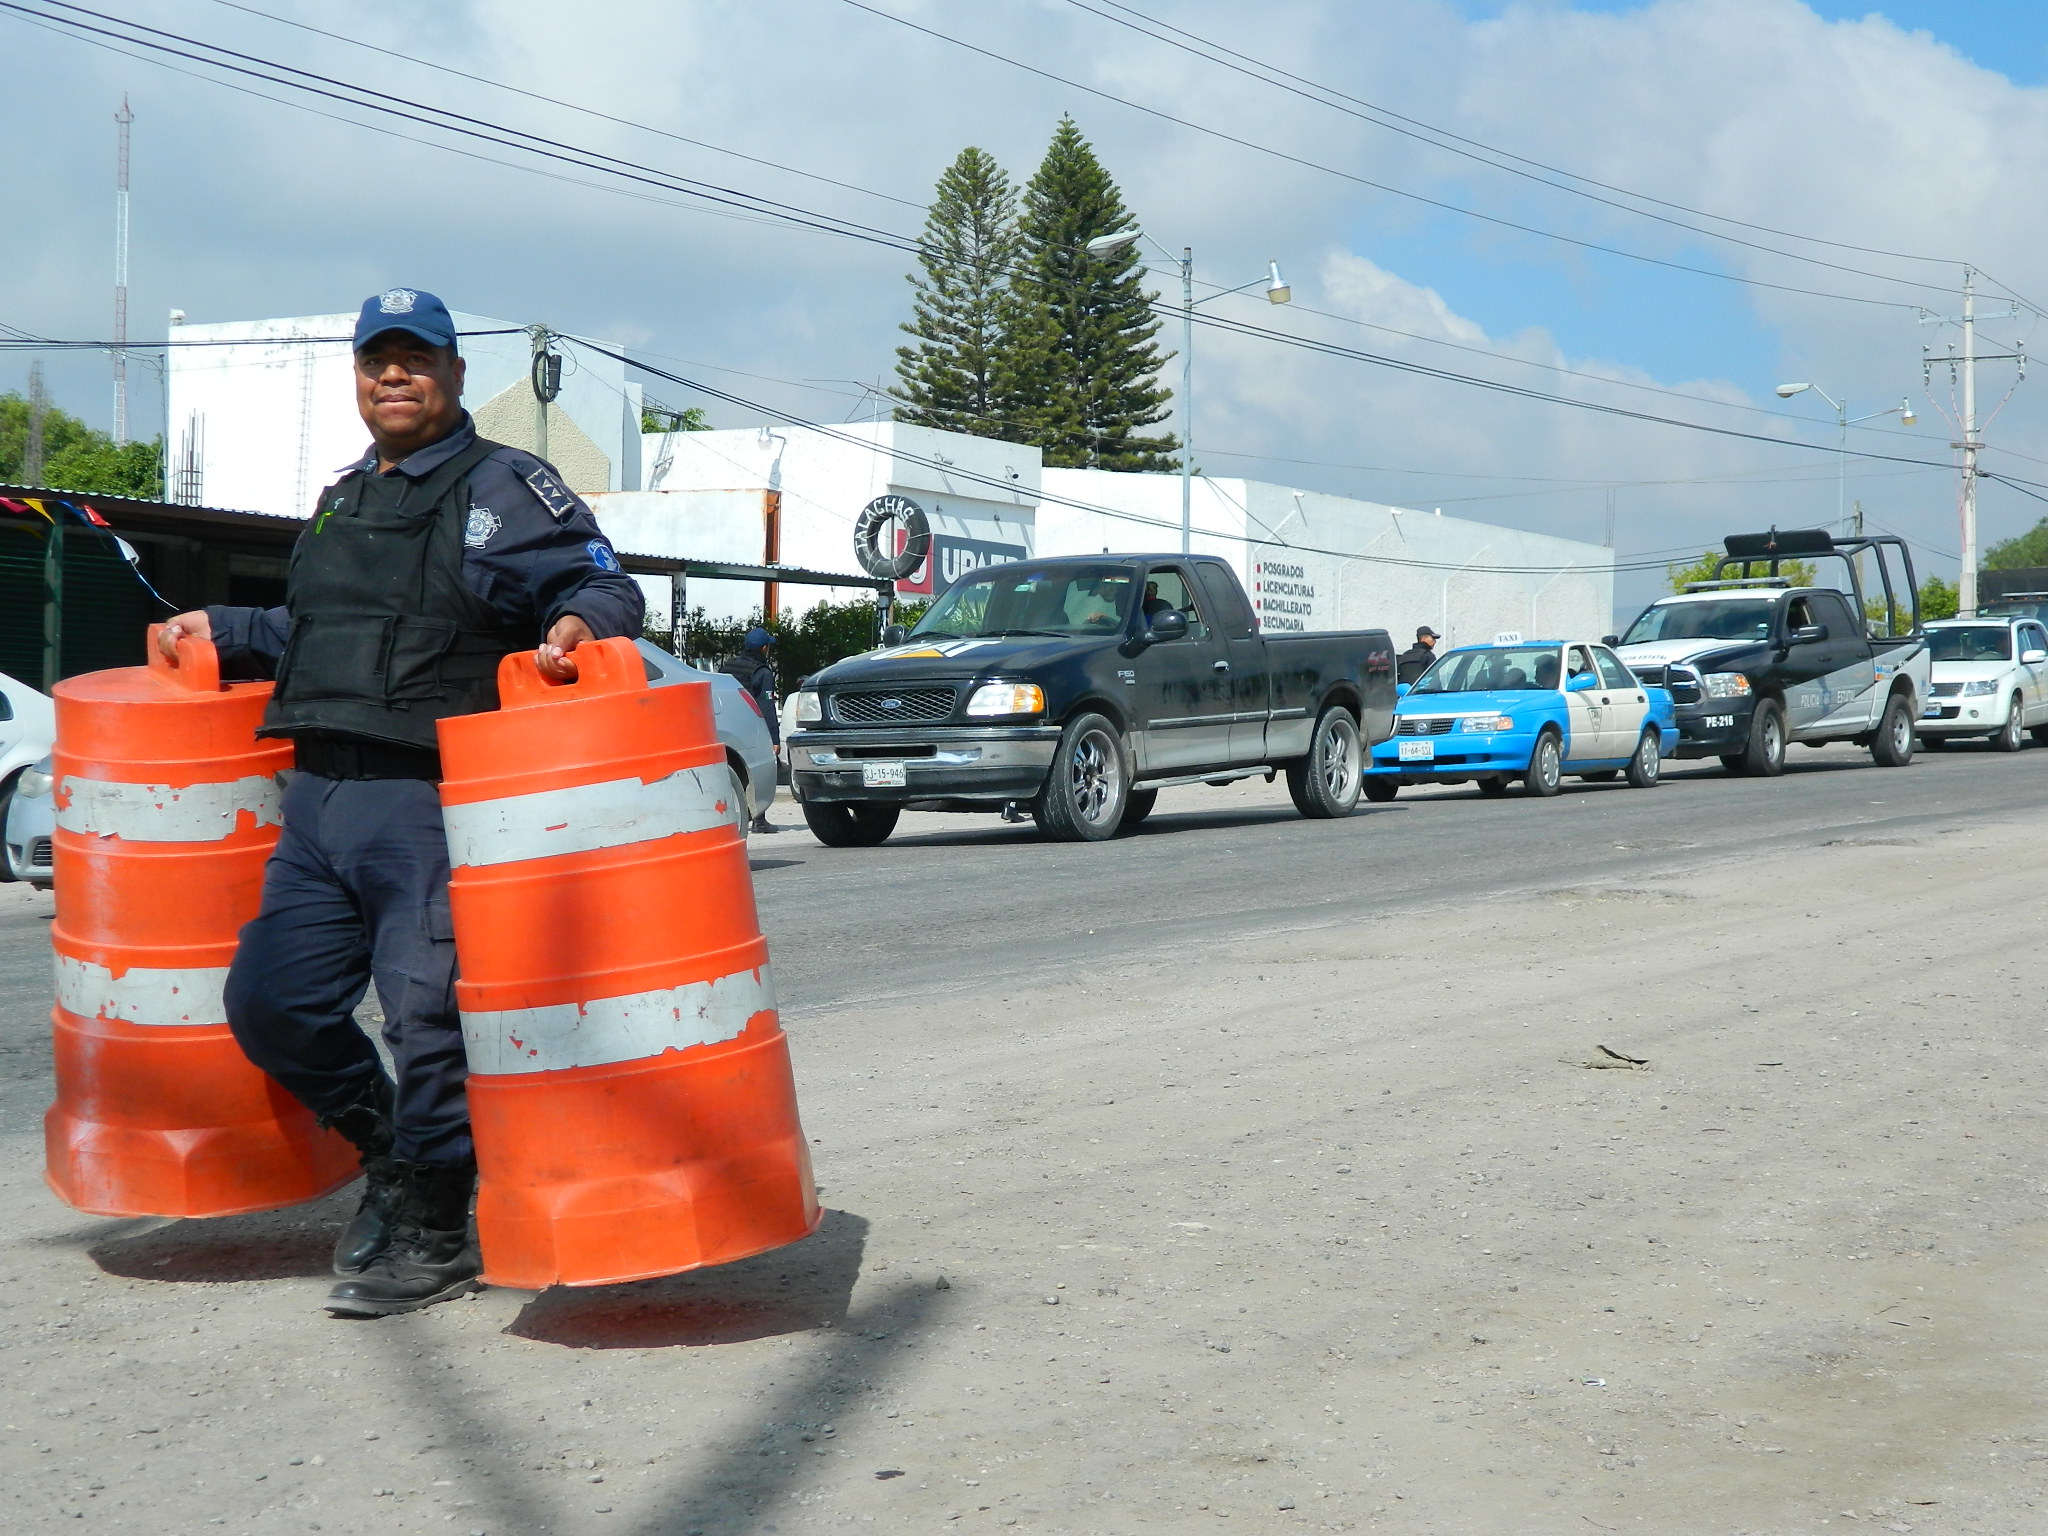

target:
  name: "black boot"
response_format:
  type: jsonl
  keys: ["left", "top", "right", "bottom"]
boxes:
{"left": 317, "top": 1077, "right": 404, "bottom": 1276}
{"left": 324, "top": 1157, "right": 482, "bottom": 1318}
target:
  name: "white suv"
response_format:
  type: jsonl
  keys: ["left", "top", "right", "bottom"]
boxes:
{"left": 1918, "top": 616, "right": 2048, "bottom": 751}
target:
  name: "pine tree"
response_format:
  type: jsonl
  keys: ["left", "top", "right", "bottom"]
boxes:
{"left": 1007, "top": 117, "right": 1177, "bottom": 471}
{"left": 891, "top": 147, "right": 1022, "bottom": 438}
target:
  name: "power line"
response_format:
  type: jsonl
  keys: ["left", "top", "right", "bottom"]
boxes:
{"left": 1080, "top": 0, "right": 1966, "bottom": 273}
{"left": 836, "top": 0, "right": 1927, "bottom": 312}
{"left": 1058, "top": 0, "right": 1959, "bottom": 299}
{"left": 198, "top": 0, "right": 927, "bottom": 212}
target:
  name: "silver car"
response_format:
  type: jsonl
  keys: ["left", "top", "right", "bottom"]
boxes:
{"left": 635, "top": 640, "right": 778, "bottom": 835}
{"left": 4, "top": 755, "right": 54, "bottom": 887}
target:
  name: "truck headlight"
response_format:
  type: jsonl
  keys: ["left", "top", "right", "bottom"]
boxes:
{"left": 1459, "top": 714, "right": 1513, "bottom": 733}
{"left": 14, "top": 767, "right": 51, "bottom": 799}
{"left": 1701, "top": 672, "right": 1752, "bottom": 698}
{"left": 794, "top": 690, "right": 822, "bottom": 724}
{"left": 965, "top": 682, "right": 1046, "bottom": 717}
{"left": 1962, "top": 680, "right": 1999, "bottom": 696}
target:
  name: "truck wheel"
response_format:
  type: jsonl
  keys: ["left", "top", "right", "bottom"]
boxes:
{"left": 1362, "top": 778, "right": 1399, "bottom": 802}
{"left": 1741, "top": 698, "right": 1786, "bottom": 776}
{"left": 1119, "top": 788, "right": 1159, "bottom": 832}
{"left": 1870, "top": 691, "right": 1916, "bottom": 767}
{"left": 1033, "top": 712, "right": 1129, "bottom": 842}
{"left": 801, "top": 801, "right": 900, "bottom": 847}
{"left": 1625, "top": 727, "right": 1662, "bottom": 788}
{"left": 1286, "top": 708, "right": 1364, "bottom": 818}
{"left": 1993, "top": 694, "right": 2025, "bottom": 753}
{"left": 1523, "top": 729, "right": 1564, "bottom": 797}
{"left": 1477, "top": 776, "right": 1509, "bottom": 797}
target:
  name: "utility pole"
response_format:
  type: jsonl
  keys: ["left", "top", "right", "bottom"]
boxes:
{"left": 1179, "top": 246, "right": 1193, "bottom": 556}
{"left": 528, "top": 325, "right": 561, "bottom": 463}
{"left": 113, "top": 95, "right": 132, "bottom": 445}
{"left": 1923, "top": 266, "right": 2024, "bottom": 617}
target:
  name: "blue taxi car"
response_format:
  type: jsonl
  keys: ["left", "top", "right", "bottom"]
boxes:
{"left": 1365, "top": 637, "right": 1679, "bottom": 799}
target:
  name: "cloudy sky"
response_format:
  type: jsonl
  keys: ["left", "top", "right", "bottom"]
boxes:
{"left": 5, "top": 0, "right": 2047, "bottom": 612}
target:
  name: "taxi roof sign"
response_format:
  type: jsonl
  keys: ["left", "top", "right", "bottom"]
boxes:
{"left": 1493, "top": 631, "right": 1523, "bottom": 645}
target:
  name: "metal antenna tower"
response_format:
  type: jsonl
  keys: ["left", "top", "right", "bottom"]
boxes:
{"left": 113, "top": 94, "right": 133, "bottom": 445}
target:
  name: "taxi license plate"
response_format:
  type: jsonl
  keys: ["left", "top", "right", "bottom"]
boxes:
{"left": 1397, "top": 740, "right": 1435, "bottom": 762}
{"left": 861, "top": 761, "right": 907, "bottom": 788}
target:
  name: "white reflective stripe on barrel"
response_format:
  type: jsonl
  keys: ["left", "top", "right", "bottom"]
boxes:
{"left": 57, "top": 773, "right": 284, "bottom": 843}
{"left": 441, "top": 765, "right": 736, "bottom": 869}
{"left": 55, "top": 954, "right": 229, "bottom": 1028}
{"left": 461, "top": 964, "right": 776, "bottom": 1074}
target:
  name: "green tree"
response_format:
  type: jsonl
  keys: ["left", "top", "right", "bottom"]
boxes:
{"left": 1007, "top": 118, "right": 1177, "bottom": 470}
{"left": 640, "top": 403, "right": 708, "bottom": 433}
{"left": 0, "top": 390, "right": 161, "bottom": 497}
{"left": 1984, "top": 519, "right": 2048, "bottom": 570}
{"left": 1667, "top": 550, "right": 1816, "bottom": 591}
{"left": 1917, "top": 574, "right": 1959, "bottom": 620}
{"left": 659, "top": 595, "right": 931, "bottom": 693}
{"left": 891, "top": 146, "right": 1024, "bottom": 438}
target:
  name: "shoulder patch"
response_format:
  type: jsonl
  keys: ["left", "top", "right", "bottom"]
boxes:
{"left": 464, "top": 506, "right": 501, "bottom": 548}
{"left": 523, "top": 464, "right": 579, "bottom": 521}
{"left": 586, "top": 538, "right": 621, "bottom": 573}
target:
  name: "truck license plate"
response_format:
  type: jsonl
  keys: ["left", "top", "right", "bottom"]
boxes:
{"left": 1397, "top": 740, "right": 1435, "bottom": 762}
{"left": 861, "top": 761, "right": 907, "bottom": 788}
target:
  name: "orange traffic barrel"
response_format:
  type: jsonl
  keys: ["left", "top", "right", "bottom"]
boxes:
{"left": 437, "top": 636, "right": 818, "bottom": 1289}
{"left": 45, "top": 628, "right": 358, "bottom": 1217}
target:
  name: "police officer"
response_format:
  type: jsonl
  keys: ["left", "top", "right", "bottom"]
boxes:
{"left": 1397, "top": 625, "right": 1441, "bottom": 684}
{"left": 155, "top": 289, "right": 645, "bottom": 1317}
{"left": 722, "top": 626, "right": 781, "bottom": 833}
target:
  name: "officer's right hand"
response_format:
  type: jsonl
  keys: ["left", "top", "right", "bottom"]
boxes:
{"left": 157, "top": 611, "right": 213, "bottom": 661}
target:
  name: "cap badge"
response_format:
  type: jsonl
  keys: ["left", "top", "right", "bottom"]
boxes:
{"left": 378, "top": 288, "right": 418, "bottom": 315}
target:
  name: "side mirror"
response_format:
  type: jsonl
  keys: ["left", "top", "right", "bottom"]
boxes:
{"left": 1790, "top": 623, "right": 1827, "bottom": 644}
{"left": 1395, "top": 682, "right": 1411, "bottom": 698}
{"left": 881, "top": 624, "right": 908, "bottom": 646}
{"left": 2025, "top": 649, "right": 2047, "bottom": 664}
{"left": 1601, "top": 634, "right": 1620, "bottom": 647}
{"left": 1147, "top": 610, "right": 1189, "bottom": 644}
{"left": 1566, "top": 671, "right": 1597, "bottom": 692}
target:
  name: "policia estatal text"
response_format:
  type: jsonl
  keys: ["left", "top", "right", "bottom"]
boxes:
{"left": 158, "top": 289, "right": 643, "bottom": 1316}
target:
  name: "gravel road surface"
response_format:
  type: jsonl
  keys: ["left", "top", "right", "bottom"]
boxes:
{"left": 5, "top": 744, "right": 2048, "bottom": 1535}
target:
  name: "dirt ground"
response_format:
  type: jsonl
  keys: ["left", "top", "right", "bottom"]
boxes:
{"left": 7, "top": 797, "right": 2048, "bottom": 1535}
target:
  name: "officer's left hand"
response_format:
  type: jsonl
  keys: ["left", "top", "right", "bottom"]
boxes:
{"left": 538, "top": 614, "right": 596, "bottom": 682}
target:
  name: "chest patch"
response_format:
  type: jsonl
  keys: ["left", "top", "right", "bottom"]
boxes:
{"left": 524, "top": 466, "right": 578, "bottom": 521}
{"left": 464, "top": 506, "right": 502, "bottom": 548}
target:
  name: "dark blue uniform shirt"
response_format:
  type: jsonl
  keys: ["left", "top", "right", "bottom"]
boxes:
{"left": 206, "top": 413, "right": 645, "bottom": 667}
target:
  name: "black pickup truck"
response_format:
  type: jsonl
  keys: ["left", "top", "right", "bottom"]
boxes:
{"left": 787, "top": 554, "right": 1396, "bottom": 843}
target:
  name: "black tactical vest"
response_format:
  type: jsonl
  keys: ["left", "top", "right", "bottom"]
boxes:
{"left": 263, "top": 436, "right": 528, "bottom": 752}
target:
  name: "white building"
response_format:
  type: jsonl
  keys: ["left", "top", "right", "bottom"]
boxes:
{"left": 600, "top": 423, "right": 1613, "bottom": 644}
{"left": 163, "top": 311, "right": 642, "bottom": 520}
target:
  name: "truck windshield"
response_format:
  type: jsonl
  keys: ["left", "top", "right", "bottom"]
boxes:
{"left": 1620, "top": 598, "right": 1776, "bottom": 644}
{"left": 911, "top": 566, "right": 1135, "bottom": 638}
{"left": 1410, "top": 647, "right": 1563, "bottom": 694}
{"left": 1929, "top": 626, "right": 2013, "bottom": 662}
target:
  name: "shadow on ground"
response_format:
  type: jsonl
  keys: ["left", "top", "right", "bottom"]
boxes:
{"left": 504, "top": 1207, "right": 869, "bottom": 1349}
{"left": 82, "top": 1181, "right": 359, "bottom": 1282}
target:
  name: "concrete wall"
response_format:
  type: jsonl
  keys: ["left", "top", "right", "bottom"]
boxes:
{"left": 163, "top": 312, "right": 640, "bottom": 519}
{"left": 1039, "top": 468, "right": 1614, "bottom": 645}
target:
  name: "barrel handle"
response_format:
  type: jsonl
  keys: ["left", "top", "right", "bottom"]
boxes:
{"left": 496, "top": 635, "right": 647, "bottom": 708}
{"left": 145, "top": 624, "right": 222, "bottom": 693}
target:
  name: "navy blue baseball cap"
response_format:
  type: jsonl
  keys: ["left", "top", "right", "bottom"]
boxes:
{"left": 353, "top": 287, "right": 457, "bottom": 351}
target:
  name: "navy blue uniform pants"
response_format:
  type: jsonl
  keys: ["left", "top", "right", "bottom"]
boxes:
{"left": 224, "top": 773, "right": 471, "bottom": 1164}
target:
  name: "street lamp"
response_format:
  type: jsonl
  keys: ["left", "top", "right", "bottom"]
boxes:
{"left": 1773, "top": 381, "right": 1916, "bottom": 537}
{"left": 1086, "top": 229, "right": 1291, "bottom": 553}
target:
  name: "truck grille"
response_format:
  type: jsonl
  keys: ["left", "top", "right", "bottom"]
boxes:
{"left": 1633, "top": 664, "right": 1703, "bottom": 705}
{"left": 831, "top": 687, "right": 957, "bottom": 726}
{"left": 1394, "top": 717, "right": 1456, "bottom": 736}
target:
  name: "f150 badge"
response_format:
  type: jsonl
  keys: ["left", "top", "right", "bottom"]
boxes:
{"left": 1118, "top": 669, "right": 1137, "bottom": 685}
